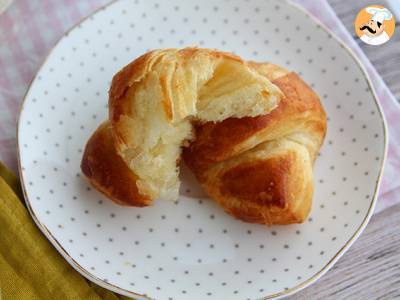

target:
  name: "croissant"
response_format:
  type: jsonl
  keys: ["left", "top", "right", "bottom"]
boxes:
{"left": 81, "top": 48, "right": 326, "bottom": 225}
{"left": 183, "top": 63, "right": 327, "bottom": 224}
{"left": 88, "top": 48, "right": 282, "bottom": 201}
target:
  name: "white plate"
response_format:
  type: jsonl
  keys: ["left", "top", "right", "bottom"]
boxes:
{"left": 17, "top": 0, "right": 387, "bottom": 299}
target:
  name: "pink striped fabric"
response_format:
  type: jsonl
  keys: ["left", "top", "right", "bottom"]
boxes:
{"left": 0, "top": 0, "right": 109, "bottom": 171}
{"left": 0, "top": 0, "right": 399, "bottom": 213}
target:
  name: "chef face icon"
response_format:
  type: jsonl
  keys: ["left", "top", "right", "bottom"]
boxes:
{"left": 355, "top": 6, "right": 395, "bottom": 46}
{"left": 359, "top": 19, "right": 385, "bottom": 38}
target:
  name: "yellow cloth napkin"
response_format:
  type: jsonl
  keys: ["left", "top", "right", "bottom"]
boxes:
{"left": 0, "top": 162, "right": 132, "bottom": 299}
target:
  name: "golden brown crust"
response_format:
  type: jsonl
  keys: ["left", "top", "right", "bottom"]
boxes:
{"left": 220, "top": 156, "right": 290, "bottom": 209}
{"left": 199, "top": 143, "right": 314, "bottom": 225}
{"left": 81, "top": 122, "right": 151, "bottom": 206}
{"left": 183, "top": 65, "right": 326, "bottom": 225}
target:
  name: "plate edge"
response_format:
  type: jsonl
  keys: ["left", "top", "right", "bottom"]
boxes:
{"left": 268, "top": 1, "right": 389, "bottom": 299}
{"left": 15, "top": 0, "right": 150, "bottom": 299}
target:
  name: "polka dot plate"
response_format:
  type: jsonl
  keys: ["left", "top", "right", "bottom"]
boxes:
{"left": 17, "top": 0, "right": 387, "bottom": 299}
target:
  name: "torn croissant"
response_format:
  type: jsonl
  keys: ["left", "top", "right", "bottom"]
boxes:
{"left": 81, "top": 48, "right": 326, "bottom": 225}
